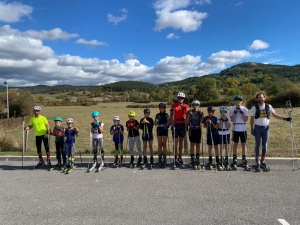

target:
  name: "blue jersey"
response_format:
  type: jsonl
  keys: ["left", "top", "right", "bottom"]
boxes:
{"left": 65, "top": 128, "right": 76, "bottom": 144}
{"left": 110, "top": 124, "right": 124, "bottom": 143}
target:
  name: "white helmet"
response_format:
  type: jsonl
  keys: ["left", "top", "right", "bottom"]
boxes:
{"left": 113, "top": 116, "right": 120, "bottom": 122}
{"left": 220, "top": 106, "right": 227, "bottom": 113}
{"left": 66, "top": 118, "right": 74, "bottom": 124}
{"left": 177, "top": 92, "right": 185, "bottom": 98}
{"left": 192, "top": 100, "right": 200, "bottom": 105}
{"left": 33, "top": 106, "right": 41, "bottom": 111}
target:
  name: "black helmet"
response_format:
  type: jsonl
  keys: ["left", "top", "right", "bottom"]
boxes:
{"left": 144, "top": 108, "right": 150, "bottom": 114}
{"left": 158, "top": 103, "right": 166, "bottom": 108}
{"left": 207, "top": 106, "right": 215, "bottom": 111}
{"left": 234, "top": 95, "right": 243, "bottom": 101}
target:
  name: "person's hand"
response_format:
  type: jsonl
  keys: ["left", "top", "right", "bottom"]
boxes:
{"left": 127, "top": 123, "right": 133, "bottom": 128}
{"left": 94, "top": 121, "right": 100, "bottom": 126}
{"left": 251, "top": 129, "right": 255, "bottom": 136}
{"left": 284, "top": 117, "right": 292, "bottom": 122}
{"left": 206, "top": 119, "right": 212, "bottom": 125}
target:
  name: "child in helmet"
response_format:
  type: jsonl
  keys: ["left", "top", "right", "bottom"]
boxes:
{"left": 64, "top": 118, "right": 79, "bottom": 172}
{"left": 91, "top": 111, "right": 104, "bottom": 170}
{"left": 110, "top": 116, "right": 124, "bottom": 167}
{"left": 186, "top": 100, "right": 203, "bottom": 169}
{"left": 155, "top": 103, "right": 169, "bottom": 167}
{"left": 50, "top": 117, "right": 66, "bottom": 168}
{"left": 23, "top": 106, "right": 51, "bottom": 168}
{"left": 170, "top": 92, "right": 189, "bottom": 167}
{"left": 126, "top": 111, "right": 142, "bottom": 167}
{"left": 139, "top": 108, "right": 154, "bottom": 167}
{"left": 217, "top": 106, "right": 231, "bottom": 170}
{"left": 203, "top": 106, "right": 219, "bottom": 169}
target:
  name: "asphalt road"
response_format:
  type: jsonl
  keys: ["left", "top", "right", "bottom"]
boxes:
{"left": 0, "top": 160, "right": 299, "bottom": 225}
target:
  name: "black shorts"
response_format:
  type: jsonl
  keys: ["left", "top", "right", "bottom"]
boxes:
{"left": 172, "top": 124, "right": 186, "bottom": 138}
{"left": 142, "top": 133, "right": 154, "bottom": 141}
{"left": 233, "top": 131, "right": 247, "bottom": 143}
{"left": 157, "top": 128, "right": 168, "bottom": 136}
{"left": 207, "top": 133, "right": 219, "bottom": 145}
{"left": 218, "top": 134, "right": 230, "bottom": 145}
{"left": 188, "top": 129, "right": 201, "bottom": 143}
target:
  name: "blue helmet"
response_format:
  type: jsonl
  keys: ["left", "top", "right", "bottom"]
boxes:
{"left": 92, "top": 111, "right": 100, "bottom": 117}
{"left": 54, "top": 117, "right": 62, "bottom": 122}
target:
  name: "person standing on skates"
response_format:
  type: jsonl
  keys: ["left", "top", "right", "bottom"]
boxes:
{"left": 139, "top": 108, "right": 154, "bottom": 168}
{"left": 186, "top": 100, "right": 203, "bottom": 169}
{"left": 23, "top": 106, "right": 51, "bottom": 168}
{"left": 90, "top": 111, "right": 104, "bottom": 170}
{"left": 126, "top": 111, "right": 142, "bottom": 167}
{"left": 110, "top": 116, "right": 124, "bottom": 167}
{"left": 229, "top": 95, "right": 249, "bottom": 169}
{"left": 155, "top": 103, "right": 169, "bottom": 167}
{"left": 250, "top": 92, "right": 291, "bottom": 171}
{"left": 50, "top": 117, "right": 66, "bottom": 168}
{"left": 169, "top": 92, "right": 189, "bottom": 167}
{"left": 217, "top": 106, "right": 231, "bottom": 170}
{"left": 203, "top": 106, "right": 219, "bottom": 169}
{"left": 64, "top": 118, "right": 79, "bottom": 172}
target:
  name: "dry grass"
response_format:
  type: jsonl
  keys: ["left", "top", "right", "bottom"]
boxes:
{"left": 0, "top": 102, "right": 300, "bottom": 158}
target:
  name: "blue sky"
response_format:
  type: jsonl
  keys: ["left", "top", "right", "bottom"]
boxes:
{"left": 0, "top": 0, "right": 299, "bottom": 86}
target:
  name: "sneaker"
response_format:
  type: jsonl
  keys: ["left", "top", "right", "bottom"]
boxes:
{"left": 36, "top": 160, "right": 45, "bottom": 167}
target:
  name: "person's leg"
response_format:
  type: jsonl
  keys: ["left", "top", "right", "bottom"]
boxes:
{"left": 261, "top": 126, "right": 270, "bottom": 162}
{"left": 254, "top": 125, "right": 262, "bottom": 160}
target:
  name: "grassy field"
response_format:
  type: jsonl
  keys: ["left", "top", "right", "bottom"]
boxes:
{"left": 0, "top": 102, "right": 299, "bottom": 158}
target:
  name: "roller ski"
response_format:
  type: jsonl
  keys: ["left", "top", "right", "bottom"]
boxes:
{"left": 61, "top": 163, "right": 68, "bottom": 172}
{"left": 34, "top": 160, "right": 45, "bottom": 169}
{"left": 254, "top": 158, "right": 261, "bottom": 172}
{"left": 232, "top": 158, "right": 237, "bottom": 171}
{"left": 66, "top": 163, "right": 76, "bottom": 174}
{"left": 47, "top": 160, "right": 54, "bottom": 171}
{"left": 176, "top": 157, "right": 186, "bottom": 169}
{"left": 218, "top": 157, "right": 224, "bottom": 171}
{"left": 87, "top": 161, "right": 97, "bottom": 172}
{"left": 195, "top": 157, "right": 201, "bottom": 170}
{"left": 242, "top": 158, "right": 251, "bottom": 171}
{"left": 96, "top": 162, "right": 104, "bottom": 172}
{"left": 224, "top": 157, "right": 230, "bottom": 171}
{"left": 208, "top": 161, "right": 214, "bottom": 170}
{"left": 149, "top": 156, "right": 155, "bottom": 170}
{"left": 260, "top": 160, "right": 270, "bottom": 172}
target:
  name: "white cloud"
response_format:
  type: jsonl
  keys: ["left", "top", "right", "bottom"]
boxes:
{"left": 166, "top": 33, "right": 180, "bottom": 39}
{"left": 107, "top": 9, "right": 128, "bottom": 25}
{"left": 194, "top": 0, "right": 211, "bottom": 5}
{"left": 153, "top": 0, "right": 208, "bottom": 32}
{"left": 0, "top": 1, "right": 32, "bottom": 22}
{"left": 75, "top": 38, "right": 108, "bottom": 46}
{"left": 124, "top": 53, "right": 137, "bottom": 60}
{"left": 234, "top": 2, "right": 243, "bottom": 6}
{"left": 196, "top": 50, "right": 251, "bottom": 74}
{"left": 0, "top": 25, "right": 78, "bottom": 41}
{"left": 249, "top": 39, "right": 269, "bottom": 50}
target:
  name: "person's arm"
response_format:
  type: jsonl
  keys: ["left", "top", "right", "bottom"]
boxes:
{"left": 99, "top": 122, "right": 104, "bottom": 133}
{"left": 110, "top": 126, "right": 114, "bottom": 135}
{"left": 120, "top": 125, "right": 124, "bottom": 135}
{"left": 272, "top": 111, "right": 291, "bottom": 121}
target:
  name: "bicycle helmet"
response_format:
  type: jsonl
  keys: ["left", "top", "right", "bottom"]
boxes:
{"left": 91, "top": 111, "right": 100, "bottom": 117}
{"left": 128, "top": 111, "right": 136, "bottom": 117}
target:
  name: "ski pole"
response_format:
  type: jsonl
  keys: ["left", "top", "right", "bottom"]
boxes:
{"left": 22, "top": 116, "right": 25, "bottom": 168}
{"left": 242, "top": 123, "right": 252, "bottom": 171}
{"left": 209, "top": 124, "right": 217, "bottom": 172}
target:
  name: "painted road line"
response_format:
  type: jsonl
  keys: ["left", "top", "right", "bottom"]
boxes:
{"left": 278, "top": 219, "right": 290, "bottom": 225}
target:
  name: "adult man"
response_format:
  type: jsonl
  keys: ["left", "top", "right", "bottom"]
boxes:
{"left": 229, "top": 95, "right": 249, "bottom": 169}
{"left": 250, "top": 92, "right": 291, "bottom": 169}
{"left": 170, "top": 92, "right": 189, "bottom": 167}
{"left": 23, "top": 106, "right": 51, "bottom": 168}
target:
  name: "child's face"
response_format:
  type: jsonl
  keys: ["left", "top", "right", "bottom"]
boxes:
{"left": 144, "top": 113, "right": 150, "bottom": 118}
{"left": 128, "top": 116, "right": 134, "bottom": 120}
{"left": 159, "top": 107, "right": 165, "bottom": 113}
{"left": 93, "top": 116, "right": 99, "bottom": 121}
{"left": 220, "top": 110, "right": 227, "bottom": 115}
{"left": 67, "top": 123, "right": 73, "bottom": 128}
{"left": 55, "top": 121, "right": 61, "bottom": 127}
{"left": 207, "top": 110, "right": 214, "bottom": 116}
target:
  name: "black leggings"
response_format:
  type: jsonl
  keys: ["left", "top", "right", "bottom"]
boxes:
{"left": 36, "top": 135, "right": 49, "bottom": 154}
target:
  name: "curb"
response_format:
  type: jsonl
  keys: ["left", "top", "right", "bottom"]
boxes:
{"left": 0, "top": 156, "right": 298, "bottom": 165}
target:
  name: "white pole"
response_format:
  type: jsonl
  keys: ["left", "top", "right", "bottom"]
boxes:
{"left": 3, "top": 81, "right": 9, "bottom": 118}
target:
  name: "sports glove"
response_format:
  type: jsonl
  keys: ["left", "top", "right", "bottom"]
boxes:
{"left": 284, "top": 117, "right": 292, "bottom": 121}
{"left": 127, "top": 123, "right": 134, "bottom": 128}
{"left": 239, "top": 110, "right": 244, "bottom": 114}
{"left": 94, "top": 121, "right": 100, "bottom": 126}
{"left": 251, "top": 129, "right": 255, "bottom": 136}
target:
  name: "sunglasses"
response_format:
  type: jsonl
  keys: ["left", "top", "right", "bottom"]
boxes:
{"left": 159, "top": 107, "right": 165, "bottom": 109}
{"left": 208, "top": 110, "right": 214, "bottom": 113}
{"left": 177, "top": 97, "right": 184, "bottom": 100}
{"left": 192, "top": 104, "right": 199, "bottom": 106}
{"left": 220, "top": 110, "right": 227, "bottom": 114}
{"left": 34, "top": 110, "right": 40, "bottom": 112}
{"left": 235, "top": 100, "right": 241, "bottom": 103}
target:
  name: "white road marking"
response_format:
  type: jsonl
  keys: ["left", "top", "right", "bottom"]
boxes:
{"left": 278, "top": 219, "right": 290, "bottom": 225}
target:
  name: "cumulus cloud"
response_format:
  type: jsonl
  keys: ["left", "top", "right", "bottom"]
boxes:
{"left": 153, "top": 0, "right": 208, "bottom": 32}
{"left": 107, "top": 9, "right": 128, "bottom": 25}
{"left": 194, "top": 0, "right": 211, "bottom": 5}
{"left": 124, "top": 53, "right": 137, "bottom": 60}
{"left": 75, "top": 38, "right": 108, "bottom": 46}
{"left": 0, "top": 25, "right": 78, "bottom": 41}
{"left": 249, "top": 39, "right": 269, "bottom": 50}
{"left": 166, "top": 33, "right": 180, "bottom": 39}
{"left": 196, "top": 50, "right": 251, "bottom": 74}
{"left": 0, "top": 26, "right": 257, "bottom": 86}
{"left": 0, "top": 1, "right": 32, "bottom": 22}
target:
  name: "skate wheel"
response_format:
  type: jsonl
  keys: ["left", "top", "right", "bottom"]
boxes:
{"left": 209, "top": 166, "right": 213, "bottom": 170}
